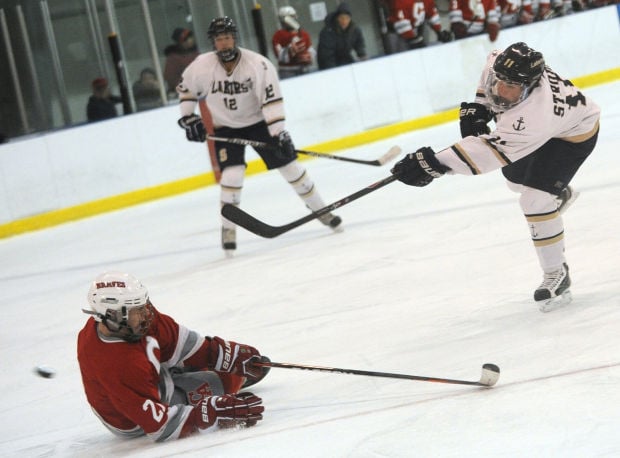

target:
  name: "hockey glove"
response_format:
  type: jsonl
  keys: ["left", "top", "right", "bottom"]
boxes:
{"left": 194, "top": 392, "right": 264, "bottom": 430}
{"left": 178, "top": 114, "right": 206, "bottom": 142}
{"left": 459, "top": 102, "right": 493, "bottom": 138}
{"left": 451, "top": 21, "right": 468, "bottom": 39}
{"left": 208, "top": 336, "right": 264, "bottom": 380}
{"left": 486, "top": 22, "right": 500, "bottom": 42}
{"left": 391, "top": 147, "right": 449, "bottom": 187}
{"left": 436, "top": 29, "right": 453, "bottom": 43}
{"left": 274, "top": 130, "right": 297, "bottom": 161}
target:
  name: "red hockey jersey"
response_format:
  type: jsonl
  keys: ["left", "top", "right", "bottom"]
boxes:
{"left": 449, "top": 0, "right": 500, "bottom": 38}
{"left": 386, "top": 0, "right": 443, "bottom": 44}
{"left": 77, "top": 307, "right": 215, "bottom": 441}
{"left": 272, "top": 28, "right": 315, "bottom": 76}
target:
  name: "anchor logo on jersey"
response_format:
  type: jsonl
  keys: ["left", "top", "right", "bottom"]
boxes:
{"left": 512, "top": 117, "right": 526, "bottom": 131}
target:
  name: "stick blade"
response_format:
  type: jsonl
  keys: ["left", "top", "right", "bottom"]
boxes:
{"left": 221, "top": 204, "right": 282, "bottom": 238}
{"left": 479, "top": 363, "right": 500, "bottom": 387}
{"left": 377, "top": 146, "right": 403, "bottom": 165}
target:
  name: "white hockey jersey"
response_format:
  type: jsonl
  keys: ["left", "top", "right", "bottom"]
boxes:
{"left": 436, "top": 51, "right": 600, "bottom": 176}
{"left": 177, "top": 47, "right": 285, "bottom": 136}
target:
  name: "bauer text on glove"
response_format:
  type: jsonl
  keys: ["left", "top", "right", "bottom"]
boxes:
{"left": 459, "top": 102, "right": 493, "bottom": 138}
{"left": 208, "top": 336, "right": 265, "bottom": 380}
{"left": 391, "top": 147, "right": 450, "bottom": 187}
{"left": 193, "top": 393, "right": 264, "bottom": 430}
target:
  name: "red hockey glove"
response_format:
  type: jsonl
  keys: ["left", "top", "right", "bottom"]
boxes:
{"left": 208, "top": 336, "right": 264, "bottom": 380}
{"left": 519, "top": 5, "right": 534, "bottom": 24}
{"left": 194, "top": 392, "right": 264, "bottom": 430}
{"left": 289, "top": 38, "right": 306, "bottom": 56}
{"left": 486, "top": 22, "right": 500, "bottom": 42}
{"left": 391, "top": 147, "right": 449, "bottom": 187}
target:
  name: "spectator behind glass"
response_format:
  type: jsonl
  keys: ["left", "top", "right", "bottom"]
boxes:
{"left": 317, "top": 2, "right": 367, "bottom": 70}
{"left": 132, "top": 68, "right": 162, "bottom": 111}
{"left": 86, "top": 77, "right": 122, "bottom": 122}
{"left": 272, "top": 6, "right": 316, "bottom": 79}
{"left": 163, "top": 28, "right": 199, "bottom": 97}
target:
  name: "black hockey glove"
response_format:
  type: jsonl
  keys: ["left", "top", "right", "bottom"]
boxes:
{"left": 459, "top": 102, "right": 493, "bottom": 138}
{"left": 391, "top": 147, "right": 449, "bottom": 187}
{"left": 177, "top": 114, "right": 206, "bottom": 142}
{"left": 274, "top": 130, "right": 297, "bottom": 161}
{"left": 436, "top": 30, "right": 453, "bottom": 43}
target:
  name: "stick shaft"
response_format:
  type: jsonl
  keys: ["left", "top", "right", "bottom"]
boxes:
{"left": 255, "top": 361, "right": 495, "bottom": 387}
{"left": 206, "top": 134, "right": 398, "bottom": 166}
{"left": 221, "top": 173, "right": 399, "bottom": 238}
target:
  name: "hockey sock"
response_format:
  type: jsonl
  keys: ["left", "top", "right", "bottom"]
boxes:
{"left": 220, "top": 165, "right": 245, "bottom": 229}
{"left": 519, "top": 186, "right": 566, "bottom": 272}
{"left": 278, "top": 161, "right": 327, "bottom": 211}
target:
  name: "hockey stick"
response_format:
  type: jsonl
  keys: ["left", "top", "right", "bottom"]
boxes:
{"left": 198, "top": 99, "right": 221, "bottom": 183}
{"left": 206, "top": 134, "right": 401, "bottom": 166}
{"left": 254, "top": 360, "right": 501, "bottom": 387}
{"left": 221, "top": 171, "right": 401, "bottom": 238}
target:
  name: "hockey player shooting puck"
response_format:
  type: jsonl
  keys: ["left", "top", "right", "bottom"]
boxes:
{"left": 35, "top": 365, "right": 56, "bottom": 379}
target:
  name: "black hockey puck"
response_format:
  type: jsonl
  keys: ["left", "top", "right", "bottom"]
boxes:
{"left": 35, "top": 365, "right": 56, "bottom": 378}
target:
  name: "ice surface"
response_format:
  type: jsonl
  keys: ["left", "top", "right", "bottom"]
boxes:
{"left": 1, "top": 82, "right": 618, "bottom": 457}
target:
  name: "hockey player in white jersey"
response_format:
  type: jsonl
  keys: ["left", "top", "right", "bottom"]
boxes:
{"left": 391, "top": 42, "right": 600, "bottom": 311}
{"left": 176, "top": 17, "right": 341, "bottom": 255}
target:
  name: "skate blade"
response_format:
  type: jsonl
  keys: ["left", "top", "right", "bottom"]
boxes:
{"left": 538, "top": 290, "right": 572, "bottom": 312}
{"left": 224, "top": 249, "right": 235, "bottom": 259}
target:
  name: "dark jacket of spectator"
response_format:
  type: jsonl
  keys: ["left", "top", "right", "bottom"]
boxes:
{"left": 87, "top": 78, "right": 122, "bottom": 122}
{"left": 317, "top": 3, "right": 367, "bottom": 70}
{"left": 163, "top": 28, "right": 199, "bottom": 94}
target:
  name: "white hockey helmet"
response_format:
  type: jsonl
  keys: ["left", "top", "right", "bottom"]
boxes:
{"left": 84, "top": 271, "right": 153, "bottom": 342}
{"left": 278, "top": 6, "right": 300, "bottom": 31}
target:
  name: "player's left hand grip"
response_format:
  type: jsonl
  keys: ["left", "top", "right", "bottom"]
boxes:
{"left": 178, "top": 114, "right": 206, "bottom": 142}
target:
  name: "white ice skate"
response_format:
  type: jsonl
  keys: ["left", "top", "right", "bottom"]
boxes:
{"left": 535, "top": 263, "right": 572, "bottom": 312}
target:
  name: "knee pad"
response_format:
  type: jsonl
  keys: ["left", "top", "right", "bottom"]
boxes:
{"left": 505, "top": 179, "right": 525, "bottom": 194}
{"left": 220, "top": 165, "right": 245, "bottom": 205}
{"left": 518, "top": 186, "right": 556, "bottom": 215}
{"left": 278, "top": 161, "right": 314, "bottom": 196}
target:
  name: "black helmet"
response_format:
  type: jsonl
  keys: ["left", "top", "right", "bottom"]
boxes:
{"left": 207, "top": 17, "right": 239, "bottom": 62}
{"left": 493, "top": 42, "right": 545, "bottom": 86}
{"left": 486, "top": 42, "right": 545, "bottom": 112}
{"left": 208, "top": 16, "right": 237, "bottom": 40}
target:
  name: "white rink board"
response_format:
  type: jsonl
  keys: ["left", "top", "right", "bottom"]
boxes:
{"left": 0, "top": 6, "right": 618, "bottom": 224}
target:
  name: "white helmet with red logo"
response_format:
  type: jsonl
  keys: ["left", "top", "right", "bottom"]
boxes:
{"left": 278, "top": 6, "right": 300, "bottom": 31}
{"left": 84, "top": 271, "right": 152, "bottom": 341}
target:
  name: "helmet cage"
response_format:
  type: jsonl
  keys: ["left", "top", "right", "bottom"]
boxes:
{"left": 102, "top": 301, "right": 154, "bottom": 343}
{"left": 485, "top": 69, "right": 533, "bottom": 112}
{"left": 208, "top": 17, "right": 239, "bottom": 62}
{"left": 84, "top": 272, "right": 154, "bottom": 342}
{"left": 278, "top": 6, "right": 300, "bottom": 30}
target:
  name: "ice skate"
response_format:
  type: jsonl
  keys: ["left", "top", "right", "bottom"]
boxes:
{"left": 556, "top": 186, "right": 579, "bottom": 215}
{"left": 222, "top": 227, "right": 236, "bottom": 258}
{"left": 534, "top": 263, "right": 572, "bottom": 312}
{"left": 318, "top": 212, "right": 343, "bottom": 233}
